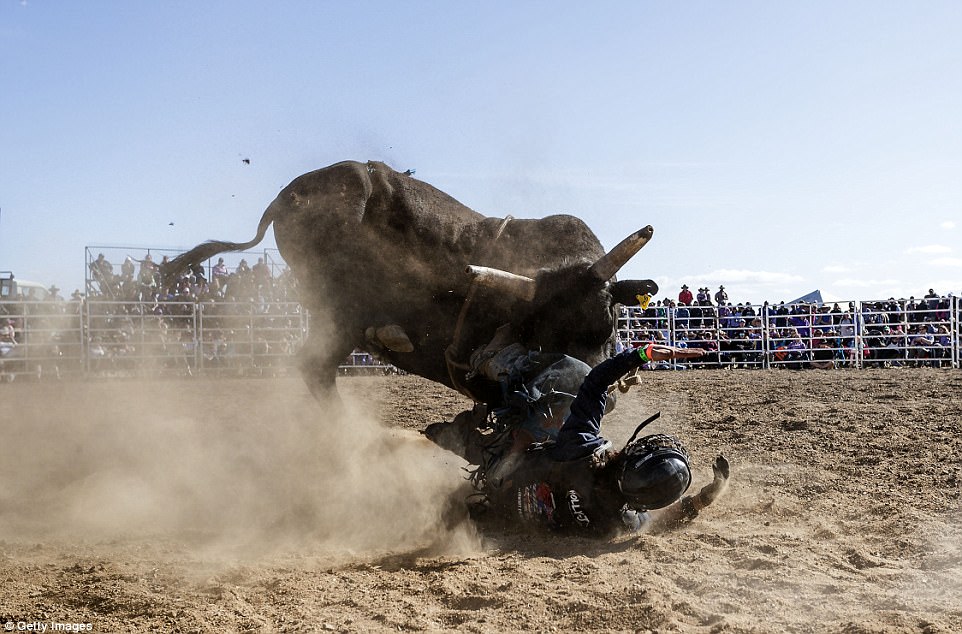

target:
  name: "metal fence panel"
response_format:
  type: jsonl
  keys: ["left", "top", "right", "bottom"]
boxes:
{"left": 0, "top": 300, "right": 85, "bottom": 381}
{"left": 618, "top": 297, "right": 959, "bottom": 370}
{"left": 2, "top": 295, "right": 959, "bottom": 382}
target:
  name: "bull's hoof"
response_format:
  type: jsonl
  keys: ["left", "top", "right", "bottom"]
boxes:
{"left": 376, "top": 325, "right": 414, "bottom": 353}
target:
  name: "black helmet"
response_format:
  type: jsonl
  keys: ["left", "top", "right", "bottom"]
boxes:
{"left": 618, "top": 434, "right": 691, "bottom": 510}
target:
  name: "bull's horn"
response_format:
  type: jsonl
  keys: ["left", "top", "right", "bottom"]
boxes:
{"left": 588, "top": 225, "right": 654, "bottom": 281}
{"left": 466, "top": 265, "right": 537, "bottom": 302}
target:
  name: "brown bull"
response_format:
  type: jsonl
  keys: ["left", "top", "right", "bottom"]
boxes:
{"left": 165, "top": 160, "right": 657, "bottom": 403}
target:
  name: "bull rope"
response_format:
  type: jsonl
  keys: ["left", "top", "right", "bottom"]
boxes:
{"left": 444, "top": 215, "right": 514, "bottom": 400}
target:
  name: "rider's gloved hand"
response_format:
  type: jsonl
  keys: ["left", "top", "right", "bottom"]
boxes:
{"left": 678, "top": 454, "right": 731, "bottom": 519}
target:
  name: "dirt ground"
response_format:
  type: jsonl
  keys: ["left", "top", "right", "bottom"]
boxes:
{"left": 1, "top": 368, "right": 961, "bottom": 633}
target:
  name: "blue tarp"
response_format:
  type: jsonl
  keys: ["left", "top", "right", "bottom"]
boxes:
{"left": 788, "top": 290, "right": 824, "bottom": 305}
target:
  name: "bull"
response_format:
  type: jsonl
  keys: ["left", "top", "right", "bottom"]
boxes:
{"left": 165, "top": 160, "right": 658, "bottom": 404}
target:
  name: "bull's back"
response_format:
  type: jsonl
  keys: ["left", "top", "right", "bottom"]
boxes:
{"left": 479, "top": 215, "right": 606, "bottom": 277}
{"left": 269, "top": 160, "right": 486, "bottom": 311}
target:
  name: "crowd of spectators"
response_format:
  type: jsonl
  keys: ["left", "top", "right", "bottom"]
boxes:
{"left": 88, "top": 252, "right": 400, "bottom": 374}
{"left": 76, "top": 252, "right": 306, "bottom": 375}
{"left": 3, "top": 251, "right": 389, "bottom": 379}
{"left": 87, "top": 252, "right": 299, "bottom": 304}
{"left": 618, "top": 285, "right": 957, "bottom": 370}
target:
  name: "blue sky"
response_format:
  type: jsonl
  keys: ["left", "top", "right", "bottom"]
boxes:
{"left": 1, "top": 1, "right": 960, "bottom": 304}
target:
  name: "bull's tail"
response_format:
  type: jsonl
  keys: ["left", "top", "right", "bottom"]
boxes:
{"left": 163, "top": 205, "right": 277, "bottom": 282}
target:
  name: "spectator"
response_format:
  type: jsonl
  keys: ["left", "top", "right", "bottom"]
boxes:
{"left": 815, "top": 305, "right": 834, "bottom": 328}
{"left": 277, "top": 266, "right": 297, "bottom": 300}
{"left": 773, "top": 302, "right": 788, "bottom": 329}
{"left": 0, "top": 318, "right": 17, "bottom": 346}
{"left": 809, "top": 329, "right": 836, "bottom": 369}
{"left": 869, "top": 325, "right": 901, "bottom": 366}
{"left": 714, "top": 285, "right": 728, "bottom": 306}
{"left": 861, "top": 303, "right": 876, "bottom": 326}
{"left": 696, "top": 287, "right": 710, "bottom": 306}
{"left": 89, "top": 253, "right": 114, "bottom": 294}
{"left": 252, "top": 257, "right": 272, "bottom": 295}
{"left": 838, "top": 311, "right": 857, "bottom": 359}
{"left": 884, "top": 299, "right": 902, "bottom": 325}
{"left": 906, "top": 297, "right": 923, "bottom": 324}
{"left": 675, "top": 302, "right": 690, "bottom": 330}
{"left": 689, "top": 298, "right": 704, "bottom": 329}
{"left": 717, "top": 303, "right": 734, "bottom": 335}
{"left": 908, "top": 325, "right": 935, "bottom": 367}
{"left": 211, "top": 257, "right": 229, "bottom": 279}
{"left": 745, "top": 318, "right": 764, "bottom": 366}
{"left": 933, "top": 324, "right": 951, "bottom": 367}
{"left": 0, "top": 320, "right": 20, "bottom": 378}
{"left": 138, "top": 254, "right": 159, "bottom": 287}
{"left": 204, "top": 257, "right": 226, "bottom": 297}
{"left": 687, "top": 329, "right": 718, "bottom": 367}
{"left": 883, "top": 324, "right": 906, "bottom": 365}
{"left": 935, "top": 297, "right": 950, "bottom": 323}
{"left": 120, "top": 257, "right": 136, "bottom": 283}
{"left": 190, "top": 262, "right": 207, "bottom": 284}
{"left": 770, "top": 327, "right": 804, "bottom": 368}
{"left": 786, "top": 305, "right": 809, "bottom": 339}
{"left": 678, "top": 284, "right": 693, "bottom": 306}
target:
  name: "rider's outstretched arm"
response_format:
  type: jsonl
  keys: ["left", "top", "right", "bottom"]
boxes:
{"left": 552, "top": 345, "right": 705, "bottom": 461}
{"left": 552, "top": 348, "right": 647, "bottom": 460}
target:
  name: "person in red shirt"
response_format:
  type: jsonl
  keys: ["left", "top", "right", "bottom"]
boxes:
{"left": 678, "top": 284, "right": 693, "bottom": 306}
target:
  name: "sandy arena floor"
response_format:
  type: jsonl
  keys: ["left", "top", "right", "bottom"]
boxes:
{"left": 1, "top": 368, "right": 961, "bottom": 633}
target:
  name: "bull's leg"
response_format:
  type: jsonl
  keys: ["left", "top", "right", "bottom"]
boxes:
{"left": 298, "top": 328, "right": 355, "bottom": 405}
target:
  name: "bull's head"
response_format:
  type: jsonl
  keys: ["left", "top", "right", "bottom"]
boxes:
{"left": 466, "top": 226, "right": 659, "bottom": 363}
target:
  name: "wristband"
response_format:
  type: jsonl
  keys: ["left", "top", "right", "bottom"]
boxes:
{"left": 636, "top": 343, "right": 654, "bottom": 363}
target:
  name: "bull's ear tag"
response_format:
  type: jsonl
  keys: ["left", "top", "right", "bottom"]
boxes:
{"left": 636, "top": 294, "right": 652, "bottom": 310}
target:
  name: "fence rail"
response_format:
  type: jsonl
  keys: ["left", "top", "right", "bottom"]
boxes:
{"left": 0, "top": 299, "right": 390, "bottom": 381}
{"left": 1, "top": 295, "right": 959, "bottom": 381}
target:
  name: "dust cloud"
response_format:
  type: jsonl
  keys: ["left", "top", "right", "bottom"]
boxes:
{"left": 0, "top": 377, "right": 481, "bottom": 559}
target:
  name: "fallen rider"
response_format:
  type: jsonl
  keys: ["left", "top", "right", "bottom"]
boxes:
{"left": 426, "top": 343, "right": 730, "bottom": 535}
